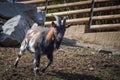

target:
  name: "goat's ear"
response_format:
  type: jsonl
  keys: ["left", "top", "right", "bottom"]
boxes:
{"left": 51, "top": 21, "right": 57, "bottom": 28}
{"left": 66, "top": 24, "right": 72, "bottom": 28}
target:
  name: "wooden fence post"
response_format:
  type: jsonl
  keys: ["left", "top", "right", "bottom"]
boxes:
{"left": 86, "top": 0, "right": 95, "bottom": 33}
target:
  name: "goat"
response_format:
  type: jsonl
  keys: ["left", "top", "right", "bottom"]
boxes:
{"left": 14, "top": 15, "right": 68, "bottom": 76}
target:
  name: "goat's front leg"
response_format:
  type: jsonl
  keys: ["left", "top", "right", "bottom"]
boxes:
{"left": 42, "top": 53, "right": 53, "bottom": 72}
{"left": 33, "top": 50, "right": 41, "bottom": 76}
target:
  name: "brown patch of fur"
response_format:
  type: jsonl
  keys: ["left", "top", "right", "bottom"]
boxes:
{"left": 46, "top": 28, "right": 55, "bottom": 40}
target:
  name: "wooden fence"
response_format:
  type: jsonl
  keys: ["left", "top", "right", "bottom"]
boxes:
{"left": 18, "top": 0, "right": 120, "bottom": 32}
{"left": 17, "top": 0, "right": 53, "bottom": 4}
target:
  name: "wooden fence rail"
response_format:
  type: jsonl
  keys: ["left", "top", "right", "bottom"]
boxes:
{"left": 37, "top": 0, "right": 110, "bottom": 11}
{"left": 45, "top": 14, "right": 120, "bottom": 26}
{"left": 46, "top": 5, "right": 120, "bottom": 18}
{"left": 17, "top": 0, "right": 53, "bottom": 4}
{"left": 91, "top": 23, "right": 120, "bottom": 30}
{"left": 18, "top": 0, "right": 120, "bottom": 31}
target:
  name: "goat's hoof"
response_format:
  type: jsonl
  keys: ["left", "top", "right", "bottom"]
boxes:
{"left": 41, "top": 68, "right": 46, "bottom": 73}
{"left": 14, "top": 63, "right": 17, "bottom": 68}
{"left": 34, "top": 68, "right": 39, "bottom": 76}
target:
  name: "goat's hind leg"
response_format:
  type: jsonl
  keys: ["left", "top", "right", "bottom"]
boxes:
{"left": 14, "top": 41, "right": 27, "bottom": 68}
{"left": 33, "top": 50, "right": 41, "bottom": 76}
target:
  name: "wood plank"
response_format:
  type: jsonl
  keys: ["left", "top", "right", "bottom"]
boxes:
{"left": 45, "top": 14, "right": 120, "bottom": 26}
{"left": 17, "top": 0, "right": 53, "bottom": 4}
{"left": 92, "top": 14, "right": 120, "bottom": 20}
{"left": 37, "top": 0, "right": 110, "bottom": 10}
{"left": 46, "top": 5, "right": 120, "bottom": 18}
{"left": 91, "top": 23, "right": 120, "bottom": 30}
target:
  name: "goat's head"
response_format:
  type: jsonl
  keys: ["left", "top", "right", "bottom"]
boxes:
{"left": 51, "top": 15, "right": 68, "bottom": 49}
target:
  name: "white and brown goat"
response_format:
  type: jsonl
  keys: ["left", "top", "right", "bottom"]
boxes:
{"left": 14, "top": 15, "right": 68, "bottom": 76}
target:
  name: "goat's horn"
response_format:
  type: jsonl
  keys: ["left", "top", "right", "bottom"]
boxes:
{"left": 52, "top": 14, "right": 61, "bottom": 26}
{"left": 66, "top": 24, "right": 72, "bottom": 28}
{"left": 62, "top": 17, "right": 67, "bottom": 25}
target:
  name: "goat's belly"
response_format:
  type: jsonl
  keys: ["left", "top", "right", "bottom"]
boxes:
{"left": 29, "top": 48, "right": 35, "bottom": 53}
{"left": 28, "top": 44, "right": 36, "bottom": 53}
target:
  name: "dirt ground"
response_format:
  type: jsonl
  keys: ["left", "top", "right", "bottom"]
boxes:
{"left": 0, "top": 44, "right": 120, "bottom": 80}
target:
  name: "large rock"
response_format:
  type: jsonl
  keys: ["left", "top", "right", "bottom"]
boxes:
{"left": 35, "top": 10, "right": 45, "bottom": 25}
{"left": 0, "top": 15, "right": 34, "bottom": 47}
{"left": 0, "top": 2, "right": 36, "bottom": 19}
{"left": 0, "top": 0, "right": 7, "bottom": 2}
{"left": 0, "top": 25, "right": 2, "bottom": 32}
{"left": 0, "top": 2, "right": 45, "bottom": 24}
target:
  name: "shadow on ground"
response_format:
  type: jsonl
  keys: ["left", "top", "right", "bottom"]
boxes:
{"left": 62, "top": 37, "right": 78, "bottom": 46}
{"left": 49, "top": 70, "right": 101, "bottom": 80}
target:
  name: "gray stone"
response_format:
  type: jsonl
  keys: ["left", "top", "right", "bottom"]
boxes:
{"left": 0, "top": 25, "right": 2, "bottom": 32}
{"left": 0, "top": 0, "right": 7, "bottom": 2}
{"left": 0, "top": 2, "right": 45, "bottom": 24}
{"left": 7, "top": 0, "right": 16, "bottom": 3}
{"left": 35, "top": 10, "right": 45, "bottom": 25}
{"left": 0, "top": 15, "right": 34, "bottom": 47}
{"left": 0, "top": 2, "right": 36, "bottom": 19}
{"left": 98, "top": 49, "right": 112, "bottom": 55}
